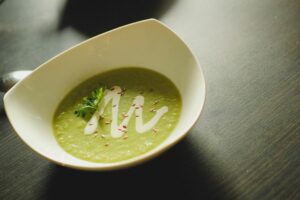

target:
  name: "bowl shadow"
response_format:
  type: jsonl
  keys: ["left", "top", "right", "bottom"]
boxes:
{"left": 59, "top": 0, "right": 177, "bottom": 36}
{"left": 45, "top": 135, "right": 229, "bottom": 199}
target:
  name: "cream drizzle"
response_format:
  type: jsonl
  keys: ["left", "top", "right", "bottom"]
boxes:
{"left": 84, "top": 86, "right": 168, "bottom": 138}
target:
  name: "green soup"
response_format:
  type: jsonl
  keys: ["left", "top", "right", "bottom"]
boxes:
{"left": 53, "top": 67, "right": 181, "bottom": 163}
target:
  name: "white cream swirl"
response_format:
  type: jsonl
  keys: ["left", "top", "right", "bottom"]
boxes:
{"left": 84, "top": 86, "right": 168, "bottom": 138}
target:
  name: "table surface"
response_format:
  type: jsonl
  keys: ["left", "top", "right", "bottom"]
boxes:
{"left": 0, "top": 0, "right": 299, "bottom": 199}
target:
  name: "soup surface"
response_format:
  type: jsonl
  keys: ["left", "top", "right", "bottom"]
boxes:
{"left": 53, "top": 67, "right": 181, "bottom": 163}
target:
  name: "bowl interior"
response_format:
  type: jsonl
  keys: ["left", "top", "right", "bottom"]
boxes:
{"left": 4, "top": 19, "right": 205, "bottom": 170}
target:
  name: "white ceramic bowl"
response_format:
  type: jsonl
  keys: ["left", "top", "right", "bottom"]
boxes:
{"left": 4, "top": 19, "right": 205, "bottom": 170}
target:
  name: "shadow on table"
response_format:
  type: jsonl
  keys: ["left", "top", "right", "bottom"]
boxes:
{"left": 58, "top": 0, "right": 177, "bottom": 36}
{"left": 45, "top": 135, "right": 231, "bottom": 200}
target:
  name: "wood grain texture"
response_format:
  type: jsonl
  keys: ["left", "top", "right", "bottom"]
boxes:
{"left": 0, "top": 0, "right": 299, "bottom": 199}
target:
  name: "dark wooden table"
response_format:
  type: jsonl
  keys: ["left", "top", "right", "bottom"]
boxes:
{"left": 0, "top": 0, "right": 299, "bottom": 199}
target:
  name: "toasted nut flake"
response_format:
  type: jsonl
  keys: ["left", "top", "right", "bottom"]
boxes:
{"left": 152, "top": 100, "right": 159, "bottom": 106}
{"left": 123, "top": 134, "right": 129, "bottom": 140}
{"left": 105, "top": 119, "right": 112, "bottom": 124}
{"left": 101, "top": 134, "right": 106, "bottom": 139}
{"left": 150, "top": 108, "right": 157, "bottom": 112}
{"left": 152, "top": 128, "right": 159, "bottom": 133}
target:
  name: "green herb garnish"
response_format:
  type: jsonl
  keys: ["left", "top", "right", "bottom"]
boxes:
{"left": 74, "top": 85, "right": 106, "bottom": 118}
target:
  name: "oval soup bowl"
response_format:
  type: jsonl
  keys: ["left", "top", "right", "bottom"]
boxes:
{"left": 4, "top": 19, "right": 205, "bottom": 170}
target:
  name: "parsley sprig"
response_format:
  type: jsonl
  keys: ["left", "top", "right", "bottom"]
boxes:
{"left": 74, "top": 85, "right": 106, "bottom": 118}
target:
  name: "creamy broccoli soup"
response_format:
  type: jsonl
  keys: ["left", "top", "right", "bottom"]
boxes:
{"left": 53, "top": 67, "right": 181, "bottom": 163}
